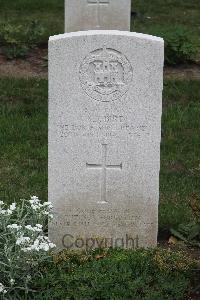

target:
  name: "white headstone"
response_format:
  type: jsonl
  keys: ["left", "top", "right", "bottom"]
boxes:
{"left": 65, "top": 0, "right": 131, "bottom": 32}
{"left": 48, "top": 31, "right": 164, "bottom": 250}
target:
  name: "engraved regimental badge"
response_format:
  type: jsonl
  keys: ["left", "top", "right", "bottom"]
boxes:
{"left": 79, "top": 47, "right": 133, "bottom": 102}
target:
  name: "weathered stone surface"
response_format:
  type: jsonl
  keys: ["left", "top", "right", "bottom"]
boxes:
{"left": 65, "top": 0, "right": 131, "bottom": 32}
{"left": 48, "top": 31, "right": 164, "bottom": 250}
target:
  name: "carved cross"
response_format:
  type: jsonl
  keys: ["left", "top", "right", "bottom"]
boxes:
{"left": 86, "top": 144, "right": 122, "bottom": 203}
{"left": 87, "top": 0, "right": 110, "bottom": 28}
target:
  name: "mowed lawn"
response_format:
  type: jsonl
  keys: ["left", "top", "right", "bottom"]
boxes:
{"left": 0, "top": 0, "right": 199, "bottom": 48}
{"left": 0, "top": 77, "right": 199, "bottom": 233}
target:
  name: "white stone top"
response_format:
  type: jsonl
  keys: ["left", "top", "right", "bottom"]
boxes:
{"left": 65, "top": 0, "right": 131, "bottom": 32}
{"left": 49, "top": 30, "right": 164, "bottom": 44}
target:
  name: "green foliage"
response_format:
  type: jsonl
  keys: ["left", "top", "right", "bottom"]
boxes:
{"left": 171, "top": 197, "right": 200, "bottom": 247}
{"left": 171, "top": 221, "right": 200, "bottom": 247}
{"left": 29, "top": 248, "right": 194, "bottom": 300}
{"left": 0, "top": 21, "right": 45, "bottom": 59}
{"left": 0, "top": 77, "right": 48, "bottom": 203}
{"left": 132, "top": 0, "right": 200, "bottom": 53}
{"left": 159, "top": 80, "right": 200, "bottom": 230}
{"left": 150, "top": 26, "right": 198, "bottom": 65}
{"left": 0, "top": 197, "right": 54, "bottom": 298}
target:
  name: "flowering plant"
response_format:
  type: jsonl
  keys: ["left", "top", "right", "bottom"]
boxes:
{"left": 0, "top": 196, "right": 55, "bottom": 298}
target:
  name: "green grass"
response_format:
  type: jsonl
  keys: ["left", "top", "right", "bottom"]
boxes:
{"left": 0, "top": 77, "right": 48, "bottom": 202}
{"left": 0, "top": 0, "right": 199, "bottom": 48}
{"left": 29, "top": 248, "right": 194, "bottom": 300}
{"left": 160, "top": 80, "right": 200, "bottom": 229}
{"left": 0, "top": 77, "right": 199, "bottom": 232}
{"left": 132, "top": 0, "right": 200, "bottom": 47}
{"left": 0, "top": 0, "right": 64, "bottom": 41}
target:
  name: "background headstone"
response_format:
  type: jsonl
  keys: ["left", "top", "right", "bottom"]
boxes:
{"left": 48, "top": 31, "right": 164, "bottom": 250}
{"left": 65, "top": 0, "right": 131, "bottom": 32}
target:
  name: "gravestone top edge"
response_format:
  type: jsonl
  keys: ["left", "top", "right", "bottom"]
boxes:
{"left": 49, "top": 30, "right": 164, "bottom": 44}
{"left": 65, "top": 0, "right": 131, "bottom": 32}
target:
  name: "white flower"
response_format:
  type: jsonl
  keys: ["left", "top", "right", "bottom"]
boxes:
{"left": 39, "top": 243, "right": 50, "bottom": 251}
{"left": 30, "top": 201, "right": 43, "bottom": 210}
{"left": 0, "top": 209, "right": 12, "bottom": 215}
{"left": 16, "top": 236, "right": 30, "bottom": 246}
{"left": 43, "top": 202, "right": 53, "bottom": 209}
{"left": 9, "top": 203, "right": 16, "bottom": 211}
{"left": 34, "top": 227, "right": 42, "bottom": 232}
{"left": 0, "top": 283, "right": 6, "bottom": 293}
{"left": 42, "top": 211, "right": 53, "bottom": 219}
{"left": 7, "top": 224, "right": 22, "bottom": 231}
{"left": 25, "top": 225, "right": 34, "bottom": 231}
{"left": 31, "top": 195, "right": 39, "bottom": 201}
{"left": 0, "top": 201, "right": 16, "bottom": 216}
{"left": 29, "top": 196, "right": 39, "bottom": 204}
{"left": 35, "top": 224, "right": 42, "bottom": 229}
{"left": 22, "top": 235, "right": 56, "bottom": 252}
{"left": 49, "top": 242, "right": 56, "bottom": 248}
{"left": 25, "top": 224, "right": 43, "bottom": 232}
{"left": 0, "top": 283, "right": 4, "bottom": 292}
{"left": 34, "top": 224, "right": 43, "bottom": 232}
{"left": 42, "top": 211, "right": 50, "bottom": 215}
{"left": 10, "top": 279, "right": 15, "bottom": 285}
{"left": 30, "top": 204, "right": 38, "bottom": 210}
{"left": 30, "top": 199, "right": 53, "bottom": 212}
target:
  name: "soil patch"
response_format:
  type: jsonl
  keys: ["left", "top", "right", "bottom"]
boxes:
{"left": 0, "top": 47, "right": 200, "bottom": 80}
{"left": 0, "top": 47, "right": 48, "bottom": 79}
{"left": 165, "top": 63, "right": 200, "bottom": 80}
